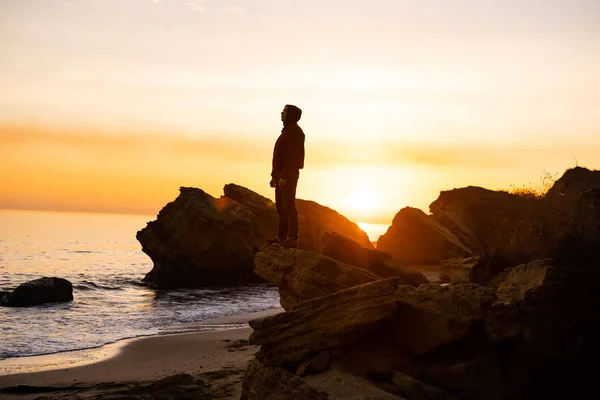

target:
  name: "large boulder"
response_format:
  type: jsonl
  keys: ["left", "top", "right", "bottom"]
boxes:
{"left": 224, "top": 184, "right": 373, "bottom": 250}
{"left": 242, "top": 359, "right": 404, "bottom": 400}
{"left": 241, "top": 359, "right": 329, "bottom": 400}
{"left": 545, "top": 166, "right": 600, "bottom": 200}
{"left": 0, "top": 277, "right": 73, "bottom": 307}
{"left": 316, "top": 231, "right": 428, "bottom": 286}
{"left": 137, "top": 185, "right": 372, "bottom": 288}
{"left": 390, "top": 284, "right": 496, "bottom": 355}
{"left": 377, "top": 207, "right": 472, "bottom": 266}
{"left": 253, "top": 244, "right": 425, "bottom": 310}
{"left": 137, "top": 187, "right": 262, "bottom": 288}
{"left": 483, "top": 259, "right": 600, "bottom": 399}
{"left": 249, "top": 278, "right": 399, "bottom": 366}
{"left": 438, "top": 256, "right": 479, "bottom": 283}
{"left": 429, "top": 186, "right": 531, "bottom": 250}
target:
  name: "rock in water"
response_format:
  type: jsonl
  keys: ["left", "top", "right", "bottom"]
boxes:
{"left": 137, "top": 187, "right": 262, "bottom": 288}
{"left": 0, "top": 277, "right": 73, "bottom": 307}
{"left": 137, "top": 185, "right": 373, "bottom": 288}
{"left": 377, "top": 207, "right": 472, "bottom": 266}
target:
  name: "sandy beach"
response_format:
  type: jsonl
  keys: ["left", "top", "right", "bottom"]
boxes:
{"left": 0, "top": 309, "right": 282, "bottom": 400}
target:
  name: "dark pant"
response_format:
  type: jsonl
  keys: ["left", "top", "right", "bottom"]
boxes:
{"left": 275, "top": 177, "right": 299, "bottom": 241}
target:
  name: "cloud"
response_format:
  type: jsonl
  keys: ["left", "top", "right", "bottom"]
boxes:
{"left": 184, "top": 0, "right": 206, "bottom": 12}
{"left": 222, "top": 6, "right": 245, "bottom": 12}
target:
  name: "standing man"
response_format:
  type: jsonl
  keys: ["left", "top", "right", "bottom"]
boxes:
{"left": 267, "top": 104, "right": 305, "bottom": 248}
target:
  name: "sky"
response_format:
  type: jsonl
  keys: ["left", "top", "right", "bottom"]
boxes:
{"left": 1, "top": 0, "right": 599, "bottom": 223}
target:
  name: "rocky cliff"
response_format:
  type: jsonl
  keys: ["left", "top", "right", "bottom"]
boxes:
{"left": 243, "top": 248, "right": 600, "bottom": 400}
{"left": 137, "top": 184, "right": 372, "bottom": 288}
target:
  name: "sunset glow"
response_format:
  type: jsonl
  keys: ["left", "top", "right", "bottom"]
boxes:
{"left": 341, "top": 183, "right": 381, "bottom": 215}
{"left": 1, "top": 0, "right": 599, "bottom": 223}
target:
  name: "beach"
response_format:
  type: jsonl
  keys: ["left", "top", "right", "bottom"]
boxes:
{"left": 0, "top": 309, "right": 282, "bottom": 400}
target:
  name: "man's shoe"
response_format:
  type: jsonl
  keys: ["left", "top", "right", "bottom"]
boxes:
{"left": 282, "top": 238, "right": 298, "bottom": 249}
{"left": 266, "top": 237, "right": 282, "bottom": 245}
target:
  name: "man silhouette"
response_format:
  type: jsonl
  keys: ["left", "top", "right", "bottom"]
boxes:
{"left": 267, "top": 104, "right": 305, "bottom": 248}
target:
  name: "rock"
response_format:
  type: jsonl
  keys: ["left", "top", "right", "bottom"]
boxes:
{"left": 545, "top": 166, "right": 600, "bottom": 200}
{"left": 137, "top": 184, "right": 373, "bottom": 288}
{"left": 241, "top": 359, "right": 329, "bottom": 400}
{"left": 419, "top": 353, "right": 503, "bottom": 400}
{"left": 484, "top": 259, "right": 556, "bottom": 343}
{"left": 304, "top": 366, "right": 407, "bottom": 400}
{"left": 392, "top": 371, "right": 459, "bottom": 400}
{"left": 317, "top": 232, "right": 429, "bottom": 286}
{"left": 438, "top": 257, "right": 479, "bottom": 283}
{"left": 242, "top": 359, "right": 406, "bottom": 400}
{"left": 378, "top": 382, "right": 402, "bottom": 396}
{"left": 253, "top": 244, "right": 381, "bottom": 310}
{"left": 390, "top": 284, "right": 496, "bottom": 355}
{"left": 0, "top": 277, "right": 73, "bottom": 307}
{"left": 249, "top": 278, "right": 398, "bottom": 366}
{"left": 494, "top": 259, "right": 552, "bottom": 305}
{"left": 137, "top": 187, "right": 262, "bottom": 288}
{"left": 429, "top": 186, "right": 531, "bottom": 250}
{"left": 482, "top": 259, "right": 600, "bottom": 398}
{"left": 377, "top": 207, "right": 472, "bottom": 266}
{"left": 295, "top": 199, "right": 373, "bottom": 250}
{"left": 296, "top": 351, "right": 331, "bottom": 376}
{"left": 224, "top": 184, "right": 373, "bottom": 250}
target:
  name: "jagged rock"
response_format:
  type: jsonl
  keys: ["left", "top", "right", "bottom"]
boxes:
{"left": 429, "top": 186, "right": 531, "bottom": 250}
{"left": 296, "top": 351, "right": 331, "bottom": 376}
{"left": 242, "top": 359, "right": 406, "bottom": 400}
{"left": 390, "top": 284, "right": 496, "bottom": 355}
{"left": 377, "top": 207, "right": 472, "bottom": 266}
{"left": 224, "top": 184, "right": 373, "bottom": 250}
{"left": 392, "top": 371, "right": 459, "bottom": 400}
{"left": 304, "top": 366, "right": 406, "bottom": 399}
{"left": 419, "top": 353, "right": 503, "bottom": 400}
{"left": 0, "top": 277, "right": 73, "bottom": 307}
{"left": 483, "top": 259, "right": 600, "bottom": 398}
{"left": 137, "top": 187, "right": 261, "bottom": 288}
{"left": 546, "top": 166, "right": 600, "bottom": 200}
{"left": 438, "top": 257, "right": 479, "bottom": 283}
{"left": 241, "top": 359, "right": 329, "bottom": 400}
{"left": 249, "top": 278, "right": 398, "bottom": 366}
{"left": 316, "top": 232, "right": 428, "bottom": 286}
{"left": 295, "top": 199, "right": 373, "bottom": 250}
{"left": 254, "top": 244, "right": 380, "bottom": 310}
{"left": 137, "top": 184, "right": 373, "bottom": 288}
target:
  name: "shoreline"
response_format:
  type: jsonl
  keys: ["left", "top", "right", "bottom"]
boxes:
{"left": 0, "top": 308, "right": 282, "bottom": 399}
{"left": 0, "top": 308, "right": 281, "bottom": 375}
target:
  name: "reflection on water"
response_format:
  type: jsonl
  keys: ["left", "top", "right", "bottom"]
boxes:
{"left": 0, "top": 210, "right": 280, "bottom": 360}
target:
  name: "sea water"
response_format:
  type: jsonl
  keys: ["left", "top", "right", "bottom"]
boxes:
{"left": 0, "top": 210, "right": 387, "bottom": 362}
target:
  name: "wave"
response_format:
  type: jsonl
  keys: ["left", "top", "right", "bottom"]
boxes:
{"left": 74, "top": 281, "right": 124, "bottom": 291}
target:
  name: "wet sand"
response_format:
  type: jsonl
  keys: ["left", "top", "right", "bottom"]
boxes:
{"left": 0, "top": 309, "right": 282, "bottom": 399}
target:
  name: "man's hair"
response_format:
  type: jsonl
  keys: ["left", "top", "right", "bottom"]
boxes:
{"left": 285, "top": 104, "right": 302, "bottom": 123}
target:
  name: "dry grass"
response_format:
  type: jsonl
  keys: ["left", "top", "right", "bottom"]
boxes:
{"left": 481, "top": 171, "right": 599, "bottom": 270}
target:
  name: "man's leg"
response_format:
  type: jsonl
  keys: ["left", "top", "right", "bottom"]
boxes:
{"left": 275, "top": 184, "right": 289, "bottom": 241}
{"left": 283, "top": 178, "right": 299, "bottom": 243}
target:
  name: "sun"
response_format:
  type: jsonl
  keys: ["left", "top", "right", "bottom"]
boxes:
{"left": 341, "top": 182, "right": 381, "bottom": 214}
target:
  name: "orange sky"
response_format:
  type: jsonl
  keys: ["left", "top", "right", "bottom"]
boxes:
{"left": 1, "top": 0, "right": 599, "bottom": 223}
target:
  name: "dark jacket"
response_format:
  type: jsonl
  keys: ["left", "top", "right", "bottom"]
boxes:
{"left": 271, "top": 123, "right": 305, "bottom": 180}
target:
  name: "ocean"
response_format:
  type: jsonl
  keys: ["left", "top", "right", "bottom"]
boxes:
{"left": 0, "top": 210, "right": 387, "bottom": 363}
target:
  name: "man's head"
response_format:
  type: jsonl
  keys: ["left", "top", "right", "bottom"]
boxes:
{"left": 281, "top": 104, "right": 302, "bottom": 125}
